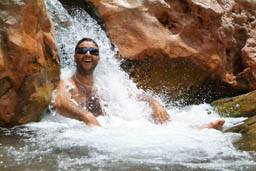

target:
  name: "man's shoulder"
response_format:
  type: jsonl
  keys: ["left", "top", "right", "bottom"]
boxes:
{"left": 58, "top": 76, "right": 76, "bottom": 88}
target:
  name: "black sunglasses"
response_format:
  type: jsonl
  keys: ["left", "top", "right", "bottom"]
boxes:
{"left": 76, "top": 47, "right": 99, "bottom": 56}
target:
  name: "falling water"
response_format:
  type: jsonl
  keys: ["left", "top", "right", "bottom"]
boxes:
{"left": 1, "top": 0, "right": 256, "bottom": 170}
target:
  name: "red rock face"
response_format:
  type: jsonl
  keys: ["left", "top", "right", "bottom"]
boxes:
{"left": 91, "top": 0, "right": 256, "bottom": 101}
{"left": 0, "top": 0, "right": 60, "bottom": 127}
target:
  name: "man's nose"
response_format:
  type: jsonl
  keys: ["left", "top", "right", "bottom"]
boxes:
{"left": 85, "top": 51, "right": 91, "bottom": 56}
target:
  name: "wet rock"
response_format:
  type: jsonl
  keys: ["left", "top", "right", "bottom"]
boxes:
{"left": 211, "top": 90, "right": 256, "bottom": 117}
{"left": 226, "top": 115, "right": 256, "bottom": 151}
{"left": 90, "top": 0, "right": 256, "bottom": 102}
{"left": 0, "top": 0, "right": 60, "bottom": 127}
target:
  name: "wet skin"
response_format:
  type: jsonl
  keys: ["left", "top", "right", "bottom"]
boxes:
{"left": 74, "top": 41, "right": 100, "bottom": 75}
{"left": 72, "top": 41, "right": 102, "bottom": 117}
{"left": 53, "top": 41, "right": 102, "bottom": 126}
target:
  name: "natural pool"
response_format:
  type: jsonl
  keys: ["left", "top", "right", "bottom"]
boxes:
{"left": 1, "top": 104, "right": 256, "bottom": 170}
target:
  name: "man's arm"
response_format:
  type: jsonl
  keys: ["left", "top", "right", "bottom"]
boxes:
{"left": 53, "top": 79, "right": 100, "bottom": 127}
{"left": 136, "top": 94, "right": 170, "bottom": 124}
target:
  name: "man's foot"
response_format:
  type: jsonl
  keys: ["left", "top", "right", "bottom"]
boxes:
{"left": 199, "top": 119, "right": 225, "bottom": 130}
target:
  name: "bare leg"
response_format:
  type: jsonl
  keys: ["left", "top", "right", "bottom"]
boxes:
{"left": 198, "top": 120, "right": 225, "bottom": 130}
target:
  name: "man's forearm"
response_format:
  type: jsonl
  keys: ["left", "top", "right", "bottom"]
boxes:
{"left": 53, "top": 97, "right": 100, "bottom": 126}
{"left": 136, "top": 93, "right": 170, "bottom": 123}
{"left": 136, "top": 94, "right": 159, "bottom": 106}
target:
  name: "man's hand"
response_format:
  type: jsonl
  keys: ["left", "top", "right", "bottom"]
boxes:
{"left": 135, "top": 93, "right": 171, "bottom": 124}
{"left": 151, "top": 102, "right": 170, "bottom": 124}
{"left": 84, "top": 113, "right": 101, "bottom": 127}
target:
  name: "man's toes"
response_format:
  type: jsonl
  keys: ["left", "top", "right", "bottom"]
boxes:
{"left": 217, "top": 120, "right": 225, "bottom": 126}
{"left": 213, "top": 120, "right": 225, "bottom": 129}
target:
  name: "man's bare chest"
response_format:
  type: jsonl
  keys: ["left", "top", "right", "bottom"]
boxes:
{"left": 71, "top": 88, "right": 103, "bottom": 117}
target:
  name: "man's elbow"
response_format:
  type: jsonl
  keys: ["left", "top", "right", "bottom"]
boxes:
{"left": 52, "top": 97, "right": 62, "bottom": 111}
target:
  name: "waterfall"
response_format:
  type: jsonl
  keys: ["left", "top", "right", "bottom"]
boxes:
{"left": 1, "top": 0, "right": 255, "bottom": 170}
{"left": 45, "top": 0, "right": 151, "bottom": 121}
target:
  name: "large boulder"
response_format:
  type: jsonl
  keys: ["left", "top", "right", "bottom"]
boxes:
{"left": 90, "top": 0, "right": 256, "bottom": 102}
{"left": 212, "top": 90, "right": 256, "bottom": 151}
{"left": 0, "top": 0, "right": 60, "bottom": 127}
{"left": 211, "top": 90, "right": 256, "bottom": 117}
{"left": 226, "top": 116, "right": 256, "bottom": 151}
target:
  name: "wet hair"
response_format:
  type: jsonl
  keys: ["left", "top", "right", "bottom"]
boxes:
{"left": 74, "top": 38, "right": 99, "bottom": 53}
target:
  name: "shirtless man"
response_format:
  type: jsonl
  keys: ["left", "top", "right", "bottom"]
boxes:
{"left": 53, "top": 38, "right": 225, "bottom": 128}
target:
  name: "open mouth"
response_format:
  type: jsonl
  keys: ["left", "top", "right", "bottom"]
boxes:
{"left": 83, "top": 58, "right": 92, "bottom": 63}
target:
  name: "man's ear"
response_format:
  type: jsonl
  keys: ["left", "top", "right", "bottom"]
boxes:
{"left": 74, "top": 55, "right": 76, "bottom": 62}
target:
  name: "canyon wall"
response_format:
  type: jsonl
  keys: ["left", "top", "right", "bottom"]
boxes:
{"left": 0, "top": 0, "right": 60, "bottom": 127}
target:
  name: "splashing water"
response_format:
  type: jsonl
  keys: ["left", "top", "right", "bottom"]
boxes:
{"left": 1, "top": 0, "right": 256, "bottom": 170}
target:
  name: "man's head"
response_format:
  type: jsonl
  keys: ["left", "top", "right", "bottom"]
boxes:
{"left": 75, "top": 38, "right": 99, "bottom": 53}
{"left": 74, "top": 38, "right": 100, "bottom": 75}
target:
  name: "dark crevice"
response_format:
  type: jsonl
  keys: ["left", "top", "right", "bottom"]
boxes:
{"left": 58, "top": 0, "right": 107, "bottom": 32}
{"left": 120, "top": 56, "right": 248, "bottom": 105}
{"left": 249, "top": 17, "right": 255, "bottom": 22}
{"left": 44, "top": 41, "right": 53, "bottom": 60}
{"left": 158, "top": 11, "right": 169, "bottom": 26}
{"left": 234, "top": 51, "right": 245, "bottom": 76}
{"left": 197, "top": 16, "right": 203, "bottom": 25}
{"left": 188, "top": 79, "right": 249, "bottom": 104}
{"left": 0, "top": 77, "right": 12, "bottom": 97}
{"left": 232, "top": 26, "right": 247, "bottom": 76}
{"left": 226, "top": 49, "right": 230, "bottom": 56}
{"left": 180, "top": 0, "right": 190, "bottom": 13}
{"left": 184, "top": 6, "right": 190, "bottom": 13}
{"left": 157, "top": 11, "right": 182, "bottom": 34}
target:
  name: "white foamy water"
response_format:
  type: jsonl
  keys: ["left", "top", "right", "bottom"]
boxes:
{"left": 1, "top": 0, "right": 256, "bottom": 170}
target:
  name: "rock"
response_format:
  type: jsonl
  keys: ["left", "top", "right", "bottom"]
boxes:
{"left": 90, "top": 0, "right": 256, "bottom": 102}
{"left": 226, "top": 115, "right": 256, "bottom": 151}
{"left": 211, "top": 90, "right": 256, "bottom": 117}
{"left": 211, "top": 83, "right": 256, "bottom": 151}
{"left": 0, "top": 0, "right": 60, "bottom": 127}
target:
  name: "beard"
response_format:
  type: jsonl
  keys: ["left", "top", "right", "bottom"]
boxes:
{"left": 76, "top": 57, "right": 97, "bottom": 75}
